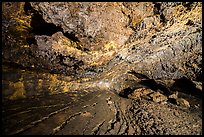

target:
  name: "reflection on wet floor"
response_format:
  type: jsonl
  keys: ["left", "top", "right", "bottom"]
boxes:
{"left": 2, "top": 64, "right": 77, "bottom": 100}
{"left": 2, "top": 64, "right": 202, "bottom": 135}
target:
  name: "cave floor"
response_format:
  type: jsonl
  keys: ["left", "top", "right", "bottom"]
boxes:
{"left": 2, "top": 64, "right": 202, "bottom": 135}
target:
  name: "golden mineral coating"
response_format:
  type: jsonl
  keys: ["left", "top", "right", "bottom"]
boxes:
{"left": 1, "top": 2, "right": 202, "bottom": 135}
{"left": 2, "top": 2, "right": 202, "bottom": 99}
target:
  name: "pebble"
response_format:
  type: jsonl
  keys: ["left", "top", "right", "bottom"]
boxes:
{"left": 173, "top": 111, "right": 179, "bottom": 116}
{"left": 149, "top": 92, "right": 168, "bottom": 103}
{"left": 168, "top": 92, "right": 178, "bottom": 99}
{"left": 107, "top": 100, "right": 112, "bottom": 105}
{"left": 176, "top": 98, "right": 190, "bottom": 108}
{"left": 128, "top": 88, "right": 154, "bottom": 99}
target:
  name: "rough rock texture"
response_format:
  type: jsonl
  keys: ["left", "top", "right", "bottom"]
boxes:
{"left": 2, "top": 2, "right": 202, "bottom": 80}
{"left": 30, "top": 2, "right": 134, "bottom": 51}
{"left": 2, "top": 65, "right": 202, "bottom": 135}
{"left": 2, "top": 2, "right": 202, "bottom": 135}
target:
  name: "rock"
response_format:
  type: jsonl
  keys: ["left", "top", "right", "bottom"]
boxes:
{"left": 149, "top": 91, "right": 168, "bottom": 103}
{"left": 168, "top": 92, "right": 178, "bottom": 99}
{"left": 1, "top": 2, "right": 202, "bottom": 135}
{"left": 192, "top": 81, "right": 202, "bottom": 91}
{"left": 128, "top": 91, "right": 142, "bottom": 100}
{"left": 30, "top": 2, "right": 134, "bottom": 51}
{"left": 125, "top": 2, "right": 202, "bottom": 81}
{"left": 122, "top": 2, "right": 154, "bottom": 27}
{"left": 173, "top": 110, "right": 179, "bottom": 116}
{"left": 2, "top": 2, "right": 202, "bottom": 81}
{"left": 176, "top": 98, "right": 190, "bottom": 108}
{"left": 128, "top": 88, "right": 154, "bottom": 100}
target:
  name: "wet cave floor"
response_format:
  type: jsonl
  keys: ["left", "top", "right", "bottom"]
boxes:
{"left": 2, "top": 63, "right": 202, "bottom": 135}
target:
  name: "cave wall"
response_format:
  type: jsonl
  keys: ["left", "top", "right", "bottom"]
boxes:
{"left": 2, "top": 2, "right": 202, "bottom": 81}
{"left": 1, "top": 3, "right": 202, "bottom": 135}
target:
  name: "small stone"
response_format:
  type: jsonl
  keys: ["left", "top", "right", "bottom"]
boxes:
{"left": 194, "top": 104, "right": 200, "bottom": 109}
{"left": 128, "top": 91, "right": 142, "bottom": 99}
{"left": 80, "top": 111, "right": 92, "bottom": 117}
{"left": 168, "top": 92, "right": 178, "bottom": 99}
{"left": 176, "top": 98, "right": 190, "bottom": 108}
{"left": 173, "top": 111, "right": 179, "bottom": 116}
{"left": 160, "top": 101, "right": 167, "bottom": 105}
{"left": 192, "top": 81, "right": 202, "bottom": 91}
{"left": 141, "top": 88, "right": 154, "bottom": 96}
{"left": 128, "top": 88, "right": 154, "bottom": 99}
{"left": 107, "top": 100, "right": 112, "bottom": 105}
{"left": 149, "top": 91, "right": 168, "bottom": 103}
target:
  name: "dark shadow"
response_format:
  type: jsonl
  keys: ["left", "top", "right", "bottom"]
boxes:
{"left": 168, "top": 98, "right": 177, "bottom": 105}
{"left": 182, "top": 2, "right": 193, "bottom": 11}
{"left": 63, "top": 32, "right": 80, "bottom": 43}
{"left": 138, "top": 79, "right": 173, "bottom": 96}
{"left": 119, "top": 71, "right": 174, "bottom": 98}
{"left": 138, "top": 79, "right": 158, "bottom": 91}
{"left": 157, "top": 83, "right": 172, "bottom": 95}
{"left": 24, "top": 2, "right": 80, "bottom": 44}
{"left": 2, "top": 60, "right": 50, "bottom": 74}
{"left": 127, "top": 70, "right": 150, "bottom": 79}
{"left": 153, "top": 2, "right": 167, "bottom": 24}
{"left": 196, "top": 72, "right": 202, "bottom": 82}
{"left": 128, "top": 71, "right": 173, "bottom": 96}
{"left": 119, "top": 87, "right": 135, "bottom": 98}
{"left": 153, "top": 2, "right": 161, "bottom": 15}
{"left": 185, "top": 19, "right": 194, "bottom": 26}
{"left": 28, "top": 6, "right": 63, "bottom": 36}
{"left": 26, "top": 37, "right": 37, "bottom": 45}
{"left": 170, "top": 77, "right": 202, "bottom": 99}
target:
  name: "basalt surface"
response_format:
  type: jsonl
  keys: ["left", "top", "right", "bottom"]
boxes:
{"left": 2, "top": 2, "right": 202, "bottom": 135}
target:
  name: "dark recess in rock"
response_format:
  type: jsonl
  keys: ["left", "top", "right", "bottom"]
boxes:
{"left": 24, "top": 2, "right": 80, "bottom": 45}
{"left": 25, "top": 2, "right": 61, "bottom": 36}
{"left": 119, "top": 87, "right": 135, "bottom": 98}
{"left": 170, "top": 77, "right": 202, "bottom": 99}
{"left": 127, "top": 70, "right": 150, "bottom": 79}
{"left": 182, "top": 2, "right": 193, "bottom": 11}
{"left": 2, "top": 2, "right": 202, "bottom": 135}
{"left": 153, "top": 2, "right": 161, "bottom": 15}
{"left": 185, "top": 19, "right": 194, "bottom": 26}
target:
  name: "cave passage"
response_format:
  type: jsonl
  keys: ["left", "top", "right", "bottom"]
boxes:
{"left": 2, "top": 2, "right": 202, "bottom": 135}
